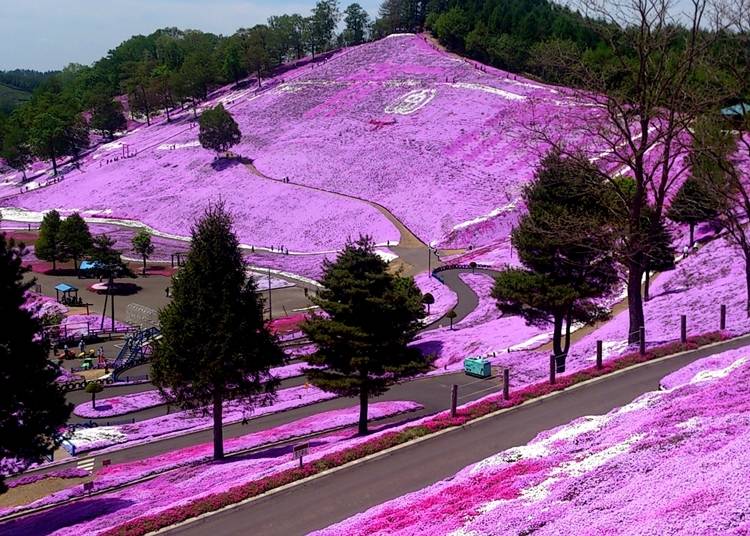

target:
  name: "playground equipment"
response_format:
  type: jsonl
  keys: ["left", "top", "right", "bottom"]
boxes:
{"left": 464, "top": 357, "right": 491, "bottom": 378}
{"left": 112, "top": 326, "right": 161, "bottom": 380}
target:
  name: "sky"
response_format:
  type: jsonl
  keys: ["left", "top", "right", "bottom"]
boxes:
{"left": 0, "top": 0, "right": 380, "bottom": 71}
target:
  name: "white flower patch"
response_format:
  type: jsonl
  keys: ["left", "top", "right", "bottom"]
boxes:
{"left": 520, "top": 476, "right": 560, "bottom": 502}
{"left": 385, "top": 89, "right": 436, "bottom": 115}
{"left": 68, "top": 426, "right": 126, "bottom": 449}
{"left": 554, "top": 433, "right": 645, "bottom": 478}
{"left": 615, "top": 391, "right": 662, "bottom": 416}
{"left": 157, "top": 141, "right": 200, "bottom": 150}
{"left": 544, "top": 415, "right": 611, "bottom": 444}
{"left": 469, "top": 443, "right": 550, "bottom": 474}
{"left": 452, "top": 200, "right": 518, "bottom": 231}
{"left": 676, "top": 417, "right": 702, "bottom": 431}
{"left": 447, "top": 528, "right": 481, "bottom": 536}
{"left": 448, "top": 82, "right": 526, "bottom": 101}
{"left": 374, "top": 249, "right": 398, "bottom": 262}
{"left": 689, "top": 357, "right": 749, "bottom": 385}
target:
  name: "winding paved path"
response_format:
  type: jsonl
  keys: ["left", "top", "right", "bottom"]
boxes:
{"left": 165, "top": 333, "right": 750, "bottom": 536}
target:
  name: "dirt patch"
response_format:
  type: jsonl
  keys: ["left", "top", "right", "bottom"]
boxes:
{"left": 0, "top": 475, "right": 90, "bottom": 509}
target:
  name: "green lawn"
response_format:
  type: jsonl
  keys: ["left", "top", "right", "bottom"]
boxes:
{"left": 0, "top": 82, "right": 31, "bottom": 114}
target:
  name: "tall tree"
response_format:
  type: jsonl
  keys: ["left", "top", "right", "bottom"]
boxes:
{"left": 131, "top": 230, "right": 154, "bottom": 275}
{"left": 530, "top": 0, "right": 723, "bottom": 342}
{"left": 1, "top": 122, "right": 32, "bottom": 180}
{"left": 343, "top": 4, "right": 371, "bottom": 46}
{"left": 35, "top": 210, "right": 66, "bottom": 271}
{"left": 668, "top": 176, "right": 720, "bottom": 247}
{"left": 642, "top": 208, "right": 676, "bottom": 302}
{"left": 492, "top": 151, "right": 619, "bottom": 371}
{"left": 302, "top": 236, "right": 430, "bottom": 435}
{"left": 310, "top": 0, "right": 341, "bottom": 57}
{"left": 0, "top": 232, "right": 71, "bottom": 492}
{"left": 152, "top": 203, "right": 284, "bottom": 459}
{"left": 198, "top": 104, "right": 242, "bottom": 157}
{"left": 89, "top": 96, "right": 127, "bottom": 140}
{"left": 59, "top": 213, "right": 92, "bottom": 276}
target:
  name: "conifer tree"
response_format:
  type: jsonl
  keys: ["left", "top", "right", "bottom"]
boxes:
{"left": 58, "top": 213, "right": 92, "bottom": 277}
{"left": 493, "top": 151, "right": 619, "bottom": 372}
{"left": 0, "top": 233, "right": 70, "bottom": 491}
{"left": 35, "top": 210, "right": 66, "bottom": 271}
{"left": 668, "top": 180, "right": 721, "bottom": 248}
{"left": 302, "top": 236, "right": 429, "bottom": 435}
{"left": 152, "top": 203, "right": 283, "bottom": 459}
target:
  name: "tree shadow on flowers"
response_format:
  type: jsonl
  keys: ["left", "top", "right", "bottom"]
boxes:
{"left": 223, "top": 440, "right": 331, "bottom": 463}
{"left": 210, "top": 157, "right": 243, "bottom": 172}
{"left": 1, "top": 497, "right": 134, "bottom": 536}
{"left": 410, "top": 340, "right": 444, "bottom": 369}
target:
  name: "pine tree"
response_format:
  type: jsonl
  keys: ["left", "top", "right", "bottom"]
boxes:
{"left": 198, "top": 104, "right": 241, "bottom": 157}
{"left": 152, "top": 203, "right": 284, "bottom": 460}
{"left": 59, "top": 213, "right": 92, "bottom": 277}
{"left": 1, "top": 123, "right": 32, "bottom": 180}
{"left": 302, "top": 236, "right": 430, "bottom": 435}
{"left": 35, "top": 210, "right": 67, "bottom": 271}
{"left": 668, "top": 177, "right": 720, "bottom": 247}
{"left": 90, "top": 97, "right": 127, "bottom": 140}
{"left": 0, "top": 233, "right": 71, "bottom": 491}
{"left": 131, "top": 230, "right": 154, "bottom": 275}
{"left": 493, "top": 151, "right": 619, "bottom": 372}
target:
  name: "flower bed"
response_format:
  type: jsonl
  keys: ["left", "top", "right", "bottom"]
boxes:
{"left": 6, "top": 468, "right": 88, "bottom": 489}
{"left": 314, "top": 345, "right": 750, "bottom": 536}
{"left": 414, "top": 272, "right": 457, "bottom": 324}
{"left": 91, "top": 331, "right": 726, "bottom": 536}
{"left": 66, "top": 385, "right": 337, "bottom": 454}
{"left": 0, "top": 401, "right": 423, "bottom": 521}
{"left": 73, "top": 363, "right": 312, "bottom": 419}
{"left": 22, "top": 291, "right": 67, "bottom": 321}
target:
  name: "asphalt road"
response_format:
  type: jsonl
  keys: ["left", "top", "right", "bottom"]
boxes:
{"left": 25, "top": 367, "right": 505, "bottom": 477}
{"left": 422, "top": 267, "right": 500, "bottom": 330}
{"left": 167, "top": 333, "right": 750, "bottom": 536}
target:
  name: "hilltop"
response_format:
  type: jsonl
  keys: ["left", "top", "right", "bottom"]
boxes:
{"left": 2, "top": 34, "right": 593, "bottom": 255}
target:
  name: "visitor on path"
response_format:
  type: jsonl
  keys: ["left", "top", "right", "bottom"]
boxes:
{"left": 78, "top": 338, "right": 85, "bottom": 354}
{"left": 63, "top": 344, "right": 69, "bottom": 358}
{"left": 683, "top": 245, "right": 690, "bottom": 258}
{"left": 165, "top": 286, "right": 170, "bottom": 298}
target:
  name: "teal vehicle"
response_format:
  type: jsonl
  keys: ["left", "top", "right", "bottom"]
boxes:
{"left": 463, "top": 357, "right": 491, "bottom": 378}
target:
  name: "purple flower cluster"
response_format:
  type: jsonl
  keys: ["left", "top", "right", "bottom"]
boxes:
{"left": 315, "top": 348, "right": 750, "bottom": 535}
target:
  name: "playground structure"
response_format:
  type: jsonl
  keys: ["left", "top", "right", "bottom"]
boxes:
{"left": 112, "top": 326, "right": 161, "bottom": 381}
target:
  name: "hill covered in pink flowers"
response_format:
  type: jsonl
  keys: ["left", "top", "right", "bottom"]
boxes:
{"left": 2, "top": 34, "right": 593, "bottom": 253}
{"left": 315, "top": 347, "right": 750, "bottom": 536}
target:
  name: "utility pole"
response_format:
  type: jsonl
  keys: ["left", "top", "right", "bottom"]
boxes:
{"left": 268, "top": 268, "right": 273, "bottom": 321}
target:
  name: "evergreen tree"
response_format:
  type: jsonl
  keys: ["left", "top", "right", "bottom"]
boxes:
{"left": 668, "top": 179, "right": 721, "bottom": 247}
{"left": 643, "top": 209, "right": 676, "bottom": 302}
{"left": 59, "top": 213, "right": 92, "bottom": 276}
{"left": 492, "top": 152, "right": 619, "bottom": 372}
{"left": 89, "top": 97, "right": 127, "bottom": 140}
{"left": 89, "top": 234, "right": 124, "bottom": 270}
{"left": 198, "top": 104, "right": 241, "bottom": 156}
{"left": 343, "top": 3, "right": 370, "bottom": 45}
{"left": 152, "top": 203, "right": 284, "bottom": 460}
{"left": 302, "top": 236, "right": 430, "bottom": 435}
{"left": 131, "top": 230, "right": 154, "bottom": 275}
{"left": 0, "top": 232, "right": 71, "bottom": 491}
{"left": 310, "top": 0, "right": 341, "bottom": 56}
{"left": 1, "top": 123, "right": 32, "bottom": 180}
{"left": 35, "top": 210, "right": 66, "bottom": 271}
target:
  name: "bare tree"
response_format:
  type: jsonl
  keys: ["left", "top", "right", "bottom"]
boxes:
{"left": 526, "top": 0, "right": 727, "bottom": 342}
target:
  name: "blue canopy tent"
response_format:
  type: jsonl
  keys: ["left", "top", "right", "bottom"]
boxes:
{"left": 79, "top": 260, "right": 103, "bottom": 274}
{"left": 54, "top": 283, "right": 78, "bottom": 303}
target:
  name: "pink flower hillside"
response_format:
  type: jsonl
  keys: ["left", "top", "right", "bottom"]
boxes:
{"left": 414, "top": 271, "right": 457, "bottom": 323}
{"left": 314, "top": 348, "right": 750, "bottom": 536}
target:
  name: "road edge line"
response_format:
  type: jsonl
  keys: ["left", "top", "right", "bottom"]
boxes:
{"left": 151, "top": 333, "right": 749, "bottom": 534}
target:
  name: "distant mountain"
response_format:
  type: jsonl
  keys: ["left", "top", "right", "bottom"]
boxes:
{"left": 0, "top": 82, "right": 31, "bottom": 114}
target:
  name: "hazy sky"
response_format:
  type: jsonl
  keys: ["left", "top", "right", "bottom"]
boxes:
{"left": 0, "top": 0, "right": 379, "bottom": 71}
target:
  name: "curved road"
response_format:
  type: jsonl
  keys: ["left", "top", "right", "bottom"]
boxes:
{"left": 164, "top": 333, "right": 750, "bottom": 536}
